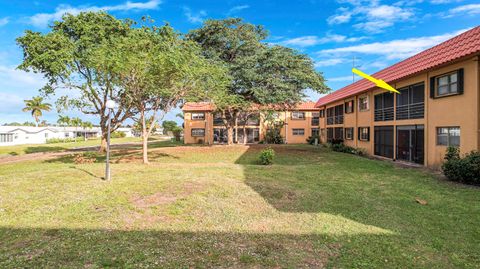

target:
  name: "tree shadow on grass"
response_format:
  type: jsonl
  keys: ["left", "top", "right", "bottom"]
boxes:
{"left": 0, "top": 227, "right": 401, "bottom": 268}
{"left": 24, "top": 146, "right": 67, "bottom": 154}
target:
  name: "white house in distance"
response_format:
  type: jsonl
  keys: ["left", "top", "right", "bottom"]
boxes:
{"left": 0, "top": 126, "right": 135, "bottom": 146}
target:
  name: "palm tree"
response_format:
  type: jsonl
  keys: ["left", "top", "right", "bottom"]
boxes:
{"left": 57, "top": 115, "right": 71, "bottom": 128}
{"left": 70, "top": 117, "right": 83, "bottom": 142}
{"left": 22, "top": 97, "right": 52, "bottom": 127}
{"left": 81, "top": 121, "right": 93, "bottom": 141}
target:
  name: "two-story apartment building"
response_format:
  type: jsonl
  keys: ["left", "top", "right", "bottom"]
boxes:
{"left": 182, "top": 101, "right": 320, "bottom": 144}
{"left": 316, "top": 26, "right": 480, "bottom": 168}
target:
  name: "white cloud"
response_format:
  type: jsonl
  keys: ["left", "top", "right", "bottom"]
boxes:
{"left": 328, "top": 2, "right": 414, "bottom": 33}
{"left": 0, "top": 65, "right": 47, "bottom": 115}
{"left": 227, "top": 5, "right": 250, "bottom": 15}
{"left": 314, "top": 58, "right": 346, "bottom": 67}
{"left": 0, "top": 17, "right": 9, "bottom": 26}
{"left": 0, "top": 65, "right": 46, "bottom": 89}
{"left": 327, "top": 75, "right": 355, "bottom": 82}
{"left": 430, "top": 0, "right": 461, "bottom": 4}
{"left": 319, "top": 28, "right": 469, "bottom": 60}
{"left": 446, "top": 4, "right": 480, "bottom": 16}
{"left": 280, "top": 33, "right": 366, "bottom": 47}
{"left": 183, "top": 7, "right": 207, "bottom": 24}
{"left": 28, "top": 0, "right": 162, "bottom": 28}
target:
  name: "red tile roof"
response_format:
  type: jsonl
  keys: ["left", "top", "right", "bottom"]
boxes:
{"left": 182, "top": 101, "right": 318, "bottom": 111}
{"left": 182, "top": 102, "right": 215, "bottom": 111}
{"left": 315, "top": 26, "right": 480, "bottom": 107}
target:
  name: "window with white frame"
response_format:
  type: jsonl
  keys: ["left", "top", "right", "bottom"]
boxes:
{"left": 437, "top": 127, "right": 460, "bottom": 147}
{"left": 191, "top": 128, "right": 205, "bottom": 137}
{"left": 345, "top": 128, "right": 354, "bottom": 140}
{"left": 291, "top": 111, "right": 305, "bottom": 120}
{"left": 191, "top": 112, "right": 205, "bottom": 120}
{"left": 359, "top": 96, "right": 369, "bottom": 111}
{"left": 292, "top": 128, "right": 305, "bottom": 136}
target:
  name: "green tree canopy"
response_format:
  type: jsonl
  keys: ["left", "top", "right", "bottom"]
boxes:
{"left": 17, "top": 12, "right": 137, "bottom": 151}
{"left": 187, "top": 18, "right": 328, "bottom": 144}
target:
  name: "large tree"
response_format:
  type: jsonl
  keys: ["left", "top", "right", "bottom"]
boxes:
{"left": 17, "top": 12, "right": 137, "bottom": 151}
{"left": 114, "top": 22, "right": 228, "bottom": 164}
{"left": 188, "top": 18, "right": 329, "bottom": 144}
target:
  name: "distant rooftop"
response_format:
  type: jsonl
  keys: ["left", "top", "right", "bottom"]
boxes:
{"left": 182, "top": 101, "right": 318, "bottom": 112}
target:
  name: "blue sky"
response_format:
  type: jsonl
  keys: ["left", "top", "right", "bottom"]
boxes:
{"left": 0, "top": 0, "right": 479, "bottom": 125}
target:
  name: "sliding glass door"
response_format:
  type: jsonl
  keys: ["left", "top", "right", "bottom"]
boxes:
{"left": 396, "top": 125, "right": 424, "bottom": 164}
{"left": 374, "top": 126, "right": 394, "bottom": 158}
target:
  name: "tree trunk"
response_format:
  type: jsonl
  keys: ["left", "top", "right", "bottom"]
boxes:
{"left": 227, "top": 126, "right": 234, "bottom": 145}
{"left": 242, "top": 125, "right": 247, "bottom": 144}
{"left": 99, "top": 133, "right": 107, "bottom": 153}
{"left": 141, "top": 110, "right": 149, "bottom": 164}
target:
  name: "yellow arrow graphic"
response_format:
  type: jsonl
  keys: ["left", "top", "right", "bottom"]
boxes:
{"left": 352, "top": 68, "right": 400, "bottom": 94}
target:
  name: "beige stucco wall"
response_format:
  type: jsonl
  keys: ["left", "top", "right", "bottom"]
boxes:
{"left": 426, "top": 57, "right": 479, "bottom": 168}
{"left": 320, "top": 55, "right": 480, "bottom": 168}
{"left": 184, "top": 109, "right": 320, "bottom": 145}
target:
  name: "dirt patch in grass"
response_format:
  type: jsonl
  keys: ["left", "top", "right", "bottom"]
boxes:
{"left": 124, "top": 182, "right": 208, "bottom": 228}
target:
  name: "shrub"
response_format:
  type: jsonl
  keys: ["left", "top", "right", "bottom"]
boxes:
{"left": 73, "top": 152, "right": 99, "bottom": 164}
{"left": 329, "top": 142, "right": 366, "bottom": 156}
{"left": 442, "top": 147, "right": 480, "bottom": 185}
{"left": 258, "top": 147, "right": 275, "bottom": 165}
{"left": 172, "top": 126, "right": 183, "bottom": 142}
{"left": 111, "top": 131, "right": 126, "bottom": 138}
{"left": 265, "top": 128, "right": 284, "bottom": 144}
{"left": 306, "top": 135, "right": 320, "bottom": 145}
{"left": 46, "top": 138, "right": 76, "bottom": 144}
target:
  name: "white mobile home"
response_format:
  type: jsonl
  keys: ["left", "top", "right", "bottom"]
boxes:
{"left": 0, "top": 126, "right": 135, "bottom": 146}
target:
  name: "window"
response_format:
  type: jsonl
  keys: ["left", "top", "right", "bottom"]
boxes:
{"left": 45, "top": 133, "right": 48, "bottom": 138}
{"left": 319, "top": 109, "right": 325, "bottom": 118}
{"left": 326, "top": 104, "right": 344, "bottom": 125}
{"left": 334, "top": 127, "right": 343, "bottom": 140}
{"left": 65, "top": 132, "right": 70, "bottom": 138}
{"left": 291, "top": 111, "right": 305, "bottom": 120}
{"left": 191, "top": 112, "right": 205, "bottom": 120}
{"left": 0, "top": 134, "right": 13, "bottom": 143}
{"left": 345, "top": 100, "right": 354, "bottom": 114}
{"left": 238, "top": 112, "right": 260, "bottom": 126}
{"left": 327, "top": 128, "right": 333, "bottom": 142}
{"left": 432, "top": 70, "right": 463, "bottom": 97}
{"left": 437, "top": 127, "right": 460, "bottom": 147}
{"left": 311, "top": 112, "right": 320, "bottom": 126}
{"left": 396, "top": 83, "right": 425, "bottom": 120}
{"left": 374, "top": 92, "right": 394, "bottom": 121}
{"left": 345, "top": 128, "right": 354, "bottom": 140}
{"left": 292, "top": 128, "right": 305, "bottom": 136}
{"left": 358, "top": 127, "right": 370, "bottom": 141}
{"left": 359, "top": 96, "right": 369, "bottom": 111}
{"left": 326, "top": 107, "right": 334, "bottom": 125}
{"left": 213, "top": 112, "right": 224, "bottom": 126}
{"left": 191, "top": 128, "right": 205, "bottom": 137}
{"left": 311, "top": 128, "right": 319, "bottom": 137}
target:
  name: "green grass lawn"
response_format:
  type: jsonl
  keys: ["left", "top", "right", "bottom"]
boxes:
{"left": 0, "top": 136, "right": 168, "bottom": 157}
{"left": 0, "top": 144, "right": 478, "bottom": 268}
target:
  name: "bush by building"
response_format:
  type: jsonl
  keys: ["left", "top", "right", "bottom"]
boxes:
{"left": 442, "top": 147, "right": 480, "bottom": 185}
